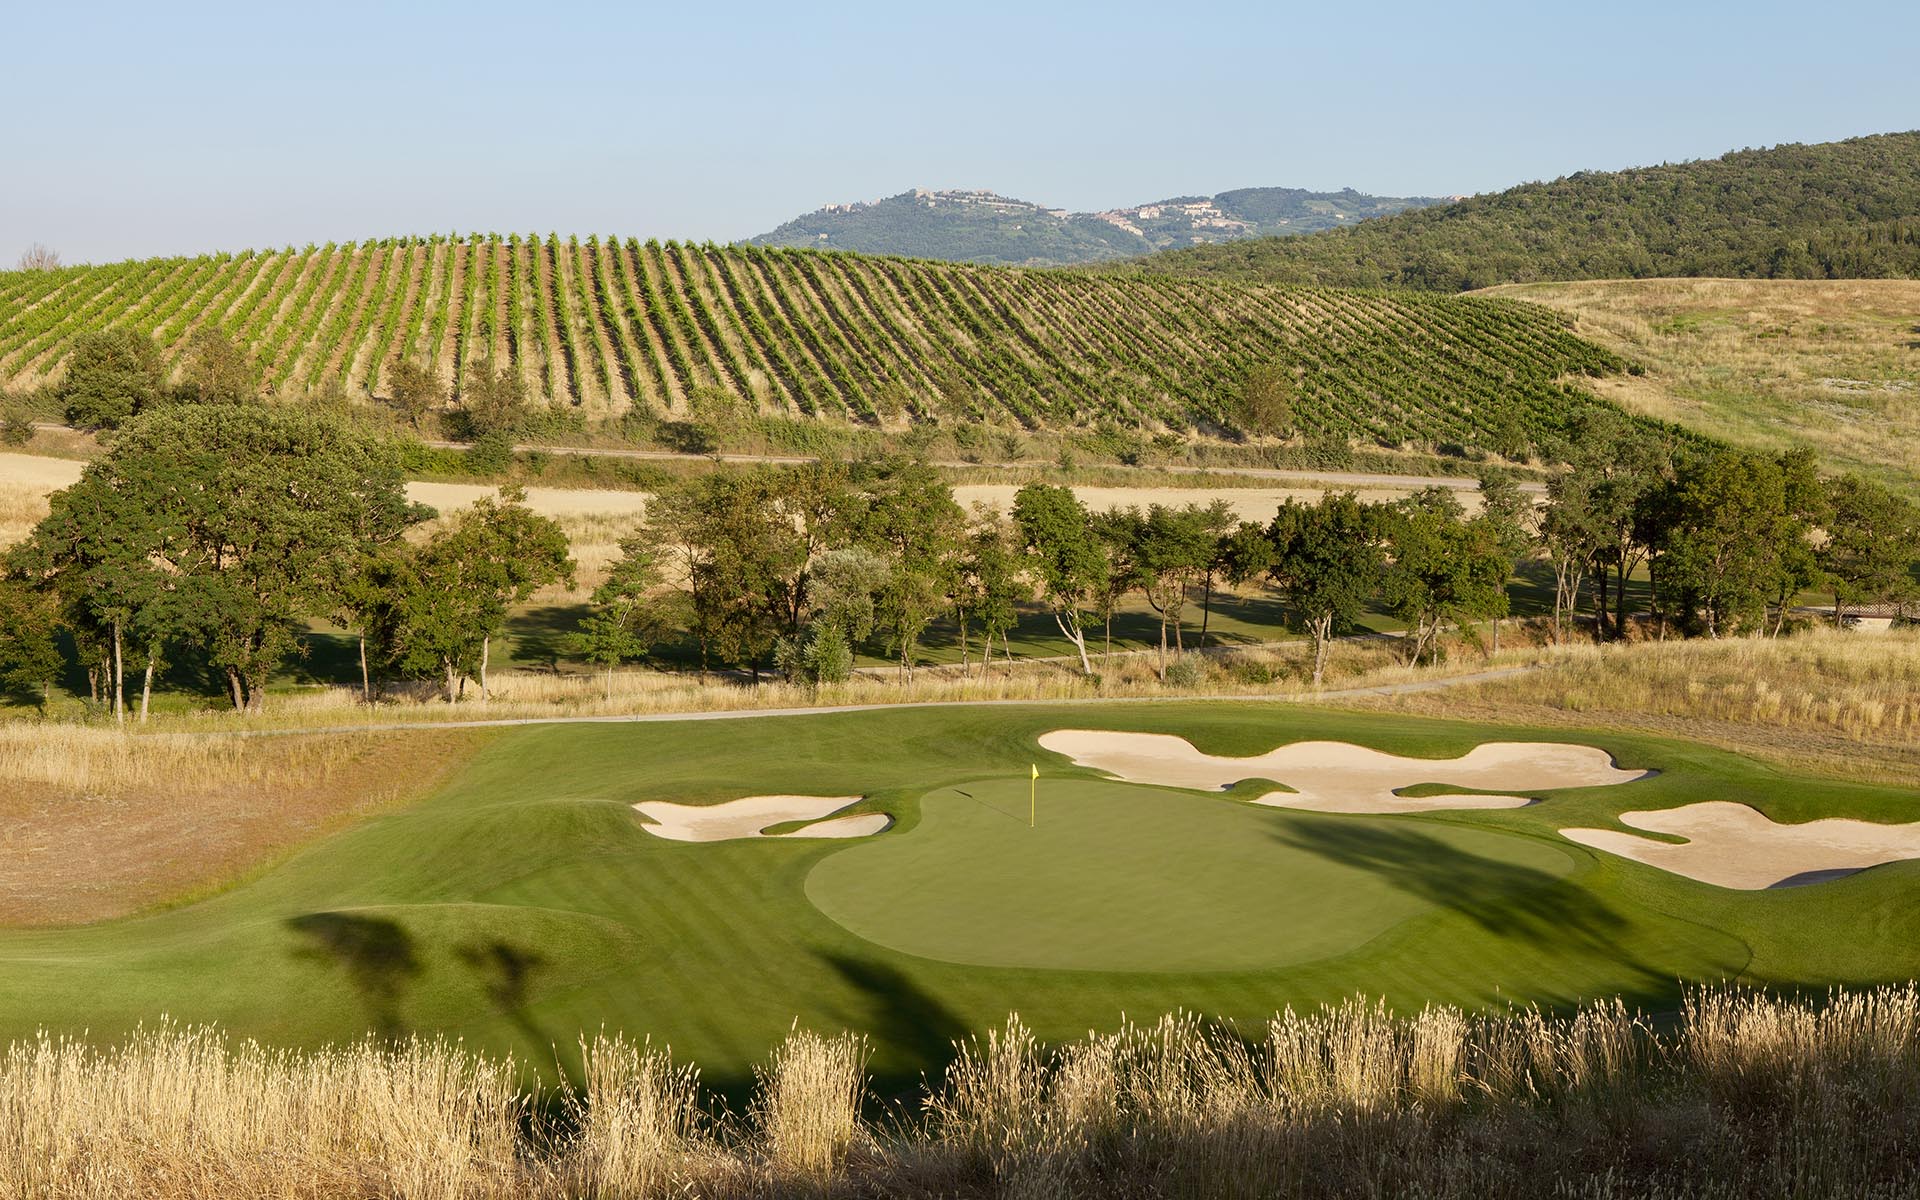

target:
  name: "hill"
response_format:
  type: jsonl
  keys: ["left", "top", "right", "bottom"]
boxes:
{"left": 0, "top": 239, "right": 1628, "bottom": 458}
{"left": 1481, "top": 277, "right": 1920, "bottom": 492}
{"left": 744, "top": 186, "right": 1446, "bottom": 266}
{"left": 1133, "top": 133, "right": 1920, "bottom": 290}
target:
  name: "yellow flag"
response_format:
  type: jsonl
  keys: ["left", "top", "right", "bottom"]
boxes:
{"left": 1030, "top": 763, "right": 1039, "bottom": 780}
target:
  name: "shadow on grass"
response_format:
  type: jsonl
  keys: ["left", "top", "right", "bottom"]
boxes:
{"left": 822, "top": 953, "right": 969, "bottom": 1101}
{"left": 1272, "top": 820, "right": 1632, "bottom": 962}
{"left": 287, "top": 912, "right": 421, "bottom": 1039}
{"left": 457, "top": 938, "right": 552, "bottom": 1054}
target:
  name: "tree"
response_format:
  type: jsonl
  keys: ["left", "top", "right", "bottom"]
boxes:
{"left": 386, "top": 358, "right": 445, "bottom": 429}
{"left": 0, "top": 575, "right": 61, "bottom": 711}
{"left": 60, "top": 329, "right": 165, "bottom": 430}
{"left": 855, "top": 460, "right": 964, "bottom": 678}
{"left": 645, "top": 472, "right": 802, "bottom": 678}
{"left": 956, "top": 508, "right": 1025, "bottom": 674}
{"left": 460, "top": 358, "right": 528, "bottom": 439}
{"left": 1233, "top": 362, "right": 1294, "bottom": 437}
{"left": 15, "top": 243, "right": 61, "bottom": 271}
{"left": 1133, "top": 504, "right": 1217, "bottom": 675}
{"left": 1088, "top": 508, "right": 1145, "bottom": 661}
{"left": 1659, "top": 451, "right": 1803, "bottom": 638}
{"left": 383, "top": 486, "right": 574, "bottom": 703}
{"left": 1383, "top": 489, "right": 1511, "bottom": 666}
{"left": 1475, "top": 474, "right": 1534, "bottom": 652}
{"left": 563, "top": 536, "right": 668, "bottom": 701}
{"left": 1011, "top": 483, "right": 1102, "bottom": 676}
{"left": 102, "top": 407, "right": 413, "bottom": 711}
{"left": 1266, "top": 493, "right": 1384, "bottom": 685}
{"left": 1820, "top": 474, "right": 1919, "bottom": 624}
{"left": 178, "top": 327, "right": 259, "bottom": 405}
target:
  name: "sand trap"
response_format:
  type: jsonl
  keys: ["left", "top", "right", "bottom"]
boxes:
{"left": 1561, "top": 802, "right": 1920, "bottom": 889}
{"left": 1037, "top": 730, "right": 1648, "bottom": 814}
{"left": 633, "top": 795, "right": 888, "bottom": 842}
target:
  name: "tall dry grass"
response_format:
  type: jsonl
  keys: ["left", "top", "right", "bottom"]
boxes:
{"left": 1352, "top": 626, "right": 1920, "bottom": 781}
{"left": 11, "top": 988, "right": 1920, "bottom": 1198}
{"left": 0, "top": 722, "right": 379, "bottom": 795}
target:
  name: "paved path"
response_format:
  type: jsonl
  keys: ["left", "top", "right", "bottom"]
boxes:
{"left": 201, "top": 666, "right": 1542, "bottom": 738}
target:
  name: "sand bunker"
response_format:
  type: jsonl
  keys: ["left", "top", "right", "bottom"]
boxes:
{"left": 1561, "top": 802, "right": 1920, "bottom": 889}
{"left": 1037, "top": 731, "right": 1648, "bottom": 814}
{"left": 633, "top": 795, "right": 888, "bottom": 843}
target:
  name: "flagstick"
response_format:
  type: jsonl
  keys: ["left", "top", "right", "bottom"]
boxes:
{"left": 1030, "top": 765, "right": 1037, "bottom": 828}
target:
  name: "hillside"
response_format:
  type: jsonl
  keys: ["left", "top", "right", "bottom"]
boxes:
{"left": 1482, "top": 278, "right": 1920, "bottom": 492}
{"left": 0, "top": 238, "right": 1628, "bottom": 457}
{"left": 745, "top": 186, "right": 1446, "bottom": 266}
{"left": 1132, "top": 132, "right": 1920, "bottom": 290}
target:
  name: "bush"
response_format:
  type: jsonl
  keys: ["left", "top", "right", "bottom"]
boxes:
{"left": 464, "top": 431, "right": 515, "bottom": 476}
{"left": 1164, "top": 655, "right": 1208, "bottom": 688}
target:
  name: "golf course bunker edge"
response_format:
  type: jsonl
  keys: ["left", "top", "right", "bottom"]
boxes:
{"left": 1037, "top": 730, "right": 1650, "bottom": 814}
{"left": 1562, "top": 802, "right": 1920, "bottom": 889}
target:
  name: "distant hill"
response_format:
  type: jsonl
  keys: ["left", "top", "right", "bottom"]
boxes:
{"left": 1132, "top": 132, "right": 1920, "bottom": 290}
{"left": 0, "top": 237, "right": 1627, "bottom": 458}
{"left": 743, "top": 186, "right": 1448, "bottom": 266}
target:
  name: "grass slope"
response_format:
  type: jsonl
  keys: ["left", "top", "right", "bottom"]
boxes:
{"left": 1479, "top": 278, "right": 1920, "bottom": 493}
{"left": 1133, "top": 132, "right": 1920, "bottom": 290}
{"left": 2, "top": 702, "right": 1917, "bottom": 1092}
{"left": 0, "top": 241, "right": 1629, "bottom": 455}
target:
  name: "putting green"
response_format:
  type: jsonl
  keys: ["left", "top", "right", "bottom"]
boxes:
{"left": 805, "top": 776, "right": 1577, "bottom": 972}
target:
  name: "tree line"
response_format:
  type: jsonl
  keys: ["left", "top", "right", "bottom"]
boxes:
{"left": 0, "top": 405, "right": 1914, "bottom": 718}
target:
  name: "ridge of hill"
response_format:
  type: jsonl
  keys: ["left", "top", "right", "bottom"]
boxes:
{"left": 0, "top": 238, "right": 1630, "bottom": 459}
{"left": 744, "top": 186, "right": 1447, "bottom": 266}
{"left": 1132, "top": 132, "right": 1920, "bottom": 290}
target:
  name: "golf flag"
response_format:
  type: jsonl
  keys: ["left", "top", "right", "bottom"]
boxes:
{"left": 1031, "top": 764, "right": 1039, "bottom": 781}
{"left": 1029, "top": 764, "right": 1038, "bottom": 827}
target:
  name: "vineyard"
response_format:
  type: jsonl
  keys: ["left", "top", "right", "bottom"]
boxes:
{"left": 0, "top": 236, "right": 1629, "bottom": 451}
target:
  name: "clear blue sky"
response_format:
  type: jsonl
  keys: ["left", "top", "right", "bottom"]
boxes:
{"left": 5, "top": 0, "right": 1916, "bottom": 264}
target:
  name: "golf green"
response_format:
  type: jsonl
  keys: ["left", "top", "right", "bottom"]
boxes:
{"left": 806, "top": 776, "right": 1575, "bottom": 971}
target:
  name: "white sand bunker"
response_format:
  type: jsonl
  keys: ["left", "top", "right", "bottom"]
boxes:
{"left": 1562, "top": 802, "right": 1920, "bottom": 889}
{"left": 634, "top": 796, "right": 889, "bottom": 843}
{"left": 1037, "top": 730, "right": 1648, "bottom": 814}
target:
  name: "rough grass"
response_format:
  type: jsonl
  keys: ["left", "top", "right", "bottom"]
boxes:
{"left": 1344, "top": 627, "right": 1920, "bottom": 783}
{"left": 0, "top": 726, "right": 480, "bottom": 925}
{"left": 11, "top": 986, "right": 1920, "bottom": 1198}
{"left": 1484, "top": 278, "right": 1920, "bottom": 492}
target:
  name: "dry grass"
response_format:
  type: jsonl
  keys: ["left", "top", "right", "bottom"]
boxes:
{"left": 0, "top": 479, "right": 52, "bottom": 549}
{"left": 1484, "top": 278, "right": 1920, "bottom": 491}
{"left": 0, "top": 725, "right": 479, "bottom": 925}
{"left": 11, "top": 987, "right": 1920, "bottom": 1198}
{"left": 1343, "top": 626, "right": 1920, "bottom": 783}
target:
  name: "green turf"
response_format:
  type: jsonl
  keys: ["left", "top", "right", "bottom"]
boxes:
{"left": 806, "top": 777, "right": 1574, "bottom": 972}
{"left": 2, "top": 702, "right": 1917, "bottom": 1093}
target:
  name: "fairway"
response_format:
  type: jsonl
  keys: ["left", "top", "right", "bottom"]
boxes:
{"left": 807, "top": 777, "right": 1574, "bottom": 971}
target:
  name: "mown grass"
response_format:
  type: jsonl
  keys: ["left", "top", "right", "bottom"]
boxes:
{"left": 2, "top": 698, "right": 1917, "bottom": 1097}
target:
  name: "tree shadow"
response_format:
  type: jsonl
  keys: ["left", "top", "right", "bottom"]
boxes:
{"left": 821, "top": 953, "right": 970, "bottom": 1097}
{"left": 457, "top": 938, "right": 553, "bottom": 1053}
{"left": 1271, "top": 820, "right": 1633, "bottom": 963}
{"left": 287, "top": 911, "right": 421, "bottom": 1038}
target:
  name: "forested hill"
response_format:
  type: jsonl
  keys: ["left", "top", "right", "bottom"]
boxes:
{"left": 1130, "top": 132, "right": 1920, "bottom": 290}
{"left": 745, "top": 187, "right": 1446, "bottom": 266}
{"left": 0, "top": 238, "right": 1627, "bottom": 459}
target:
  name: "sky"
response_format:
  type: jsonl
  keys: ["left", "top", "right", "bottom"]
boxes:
{"left": 4, "top": 0, "right": 1917, "bottom": 265}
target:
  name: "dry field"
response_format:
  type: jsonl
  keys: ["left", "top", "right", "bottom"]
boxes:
{"left": 1343, "top": 626, "right": 1920, "bottom": 784}
{"left": 1483, "top": 278, "right": 1920, "bottom": 490}
{"left": 0, "top": 727, "right": 479, "bottom": 926}
{"left": 8, "top": 987, "right": 1920, "bottom": 1199}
